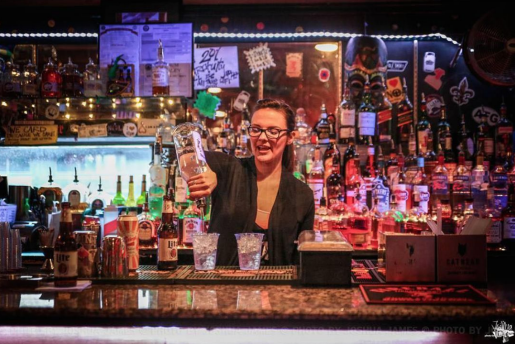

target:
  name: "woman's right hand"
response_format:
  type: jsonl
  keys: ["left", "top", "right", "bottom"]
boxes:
{"left": 187, "top": 166, "right": 217, "bottom": 199}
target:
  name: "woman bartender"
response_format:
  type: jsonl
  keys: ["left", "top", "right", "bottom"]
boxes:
{"left": 187, "top": 99, "right": 315, "bottom": 266}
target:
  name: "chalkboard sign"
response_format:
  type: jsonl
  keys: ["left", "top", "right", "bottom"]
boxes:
{"left": 194, "top": 46, "right": 240, "bottom": 90}
{"left": 5, "top": 125, "right": 58, "bottom": 145}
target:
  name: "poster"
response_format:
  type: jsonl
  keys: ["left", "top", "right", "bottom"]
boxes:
{"left": 194, "top": 46, "right": 240, "bottom": 90}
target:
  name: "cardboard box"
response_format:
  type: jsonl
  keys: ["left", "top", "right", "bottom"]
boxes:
{"left": 436, "top": 234, "right": 487, "bottom": 283}
{"left": 386, "top": 233, "right": 436, "bottom": 283}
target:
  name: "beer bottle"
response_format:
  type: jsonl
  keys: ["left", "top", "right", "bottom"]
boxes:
{"left": 54, "top": 202, "right": 78, "bottom": 287}
{"left": 157, "top": 189, "right": 179, "bottom": 270}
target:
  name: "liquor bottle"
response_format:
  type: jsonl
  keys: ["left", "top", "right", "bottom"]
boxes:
{"left": 436, "top": 105, "right": 451, "bottom": 154}
{"left": 125, "top": 175, "right": 137, "bottom": 207}
{"left": 83, "top": 58, "right": 103, "bottom": 97}
{"left": 416, "top": 93, "right": 432, "bottom": 155}
{"left": 149, "top": 138, "right": 166, "bottom": 219}
{"left": 152, "top": 39, "right": 170, "bottom": 96}
{"left": 349, "top": 186, "right": 371, "bottom": 248}
{"left": 369, "top": 198, "right": 383, "bottom": 248}
{"left": 22, "top": 59, "right": 39, "bottom": 98}
{"left": 323, "top": 138, "right": 341, "bottom": 182}
{"left": 62, "top": 57, "right": 82, "bottom": 97}
{"left": 424, "top": 135, "right": 438, "bottom": 180}
{"left": 138, "top": 192, "right": 156, "bottom": 249}
{"left": 476, "top": 109, "right": 494, "bottom": 170}
{"left": 496, "top": 99, "right": 513, "bottom": 160}
{"left": 326, "top": 156, "right": 344, "bottom": 210}
{"left": 235, "top": 122, "right": 252, "bottom": 158}
{"left": 307, "top": 146, "right": 324, "bottom": 209}
{"left": 220, "top": 116, "right": 236, "bottom": 155}
{"left": 471, "top": 152, "right": 488, "bottom": 216}
{"left": 62, "top": 167, "right": 89, "bottom": 210}
{"left": 443, "top": 133, "right": 457, "bottom": 183}
{"left": 430, "top": 145, "right": 449, "bottom": 211}
{"left": 411, "top": 156, "right": 430, "bottom": 215}
{"left": 293, "top": 156, "right": 306, "bottom": 183}
{"left": 458, "top": 110, "right": 474, "bottom": 170}
{"left": 157, "top": 191, "right": 178, "bottom": 270}
{"left": 54, "top": 202, "right": 77, "bottom": 287}
{"left": 343, "top": 139, "right": 357, "bottom": 185}
{"left": 112, "top": 175, "right": 126, "bottom": 206}
{"left": 174, "top": 162, "right": 189, "bottom": 211}
{"left": 372, "top": 146, "right": 390, "bottom": 214}
{"left": 486, "top": 189, "right": 504, "bottom": 251}
{"left": 37, "top": 167, "right": 63, "bottom": 211}
{"left": 393, "top": 155, "right": 409, "bottom": 213}
{"left": 294, "top": 107, "right": 312, "bottom": 145}
{"left": 314, "top": 196, "right": 333, "bottom": 231}
{"left": 315, "top": 103, "right": 331, "bottom": 145}
{"left": 490, "top": 156, "right": 509, "bottom": 210}
{"left": 41, "top": 57, "right": 62, "bottom": 98}
{"left": 158, "top": 113, "right": 174, "bottom": 145}
{"left": 405, "top": 125, "right": 418, "bottom": 182}
{"left": 386, "top": 139, "right": 398, "bottom": 185}
{"left": 338, "top": 87, "right": 356, "bottom": 144}
{"left": 362, "top": 140, "right": 376, "bottom": 209}
{"left": 376, "top": 80, "right": 393, "bottom": 145}
{"left": 396, "top": 77, "right": 414, "bottom": 146}
{"left": 136, "top": 175, "right": 147, "bottom": 207}
{"left": 357, "top": 76, "right": 377, "bottom": 145}
{"left": 347, "top": 152, "right": 366, "bottom": 207}
{"left": 502, "top": 184, "right": 515, "bottom": 251}
{"left": 452, "top": 151, "right": 472, "bottom": 210}
{"left": 182, "top": 200, "right": 204, "bottom": 247}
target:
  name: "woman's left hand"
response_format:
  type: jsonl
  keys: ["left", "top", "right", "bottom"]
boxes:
{"left": 187, "top": 167, "right": 217, "bottom": 199}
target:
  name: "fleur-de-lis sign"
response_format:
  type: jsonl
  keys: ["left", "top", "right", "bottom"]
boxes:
{"left": 450, "top": 77, "right": 475, "bottom": 106}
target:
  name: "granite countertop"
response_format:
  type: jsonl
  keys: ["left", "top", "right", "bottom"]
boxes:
{"left": 1, "top": 280, "right": 514, "bottom": 329}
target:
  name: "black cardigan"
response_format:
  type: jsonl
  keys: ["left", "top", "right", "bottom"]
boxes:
{"left": 205, "top": 151, "right": 315, "bottom": 266}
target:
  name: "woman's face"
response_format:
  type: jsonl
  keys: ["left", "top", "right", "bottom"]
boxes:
{"left": 250, "top": 108, "right": 293, "bottom": 166}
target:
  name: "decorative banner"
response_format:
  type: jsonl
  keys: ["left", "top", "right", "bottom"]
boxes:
{"left": 5, "top": 125, "right": 58, "bottom": 145}
{"left": 318, "top": 68, "right": 330, "bottom": 82}
{"left": 194, "top": 46, "right": 240, "bottom": 90}
{"left": 386, "top": 60, "right": 408, "bottom": 73}
{"left": 425, "top": 94, "right": 445, "bottom": 118}
{"left": 137, "top": 118, "right": 162, "bottom": 136}
{"left": 244, "top": 43, "right": 276, "bottom": 74}
{"left": 424, "top": 68, "right": 446, "bottom": 90}
{"left": 44, "top": 104, "right": 60, "bottom": 120}
{"left": 471, "top": 106, "right": 500, "bottom": 126}
{"left": 386, "top": 77, "right": 403, "bottom": 104}
{"left": 78, "top": 123, "right": 108, "bottom": 138}
{"left": 194, "top": 91, "right": 221, "bottom": 119}
{"left": 450, "top": 77, "right": 475, "bottom": 106}
{"left": 286, "top": 53, "right": 303, "bottom": 78}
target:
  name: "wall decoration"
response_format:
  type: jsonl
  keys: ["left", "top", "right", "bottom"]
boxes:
{"left": 471, "top": 106, "right": 500, "bottom": 126}
{"left": 194, "top": 46, "right": 240, "bottom": 90}
{"left": 5, "top": 124, "right": 58, "bottom": 145}
{"left": 386, "top": 77, "right": 403, "bottom": 104}
{"left": 78, "top": 123, "right": 108, "bottom": 138}
{"left": 194, "top": 91, "right": 221, "bottom": 119}
{"left": 386, "top": 60, "right": 408, "bottom": 73}
{"left": 123, "top": 122, "right": 138, "bottom": 137}
{"left": 137, "top": 119, "right": 162, "bottom": 136}
{"left": 425, "top": 94, "right": 445, "bottom": 118}
{"left": 244, "top": 43, "right": 276, "bottom": 74}
{"left": 286, "top": 53, "right": 303, "bottom": 78}
{"left": 233, "top": 90, "right": 251, "bottom": 112}
{"left": 450, "top": 77, "right": 475, "bottom": 106}
{"left": 424, "top": 68, "right": 446, "bottom": 90}
{"left": 318, "top": 68, "right": 331, "bottom": 82}
{"left": 423, "top": 52, "right": 436, "bottom": 73}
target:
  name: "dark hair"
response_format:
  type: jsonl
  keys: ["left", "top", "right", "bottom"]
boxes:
{"left": 252, "top": 98, "right": 295, "bottom": 172}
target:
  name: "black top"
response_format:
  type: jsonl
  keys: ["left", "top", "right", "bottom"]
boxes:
{"left": 205, "top": 151, "right": 315, "bottom": 266}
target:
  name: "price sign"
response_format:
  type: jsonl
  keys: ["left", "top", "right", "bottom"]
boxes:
{"left": 194, "top": 46, "right": 240, "bottom": 90}
{"left": 5, "top": 125, "right": 58, "bottom": 145}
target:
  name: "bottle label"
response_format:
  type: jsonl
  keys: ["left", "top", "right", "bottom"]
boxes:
{"left": 444, "top": 163, "right": 457, "bottom": 183}
{"left": 139, "top": 219, "right": 154, "bottom": 241}
{"left": 372, "top": 182, "right": 390, "bottom": 213}
{"left": 192, "top": 131, "right": 207, "bottom": 163}
{"left": 316, "top": 125, "right": 331, "bottom": 144}
{"left": 68, "top": 190, "right": 81, "bottom": 208}
{"left": 503, "top": 217, "right": 515, "bottom": 239}
{"left": 152, "top": 68, "right": 169, "bottom": 87}
{"left": 397, "top": 109, "right": 413, "bottom": 127}
{"left": 498, "top": 126, "right": 514, "bottom": 135}
{"left": 163, "top": 200, "right": 174, "bottom": 214}
{"left": 417, "top": 130, "right": 429, "bottom": 154}
{"left": 453, "top": 175, "right": 471, "bottom": 193}
{"left": 358, "top": 112, "right": 376, "bottom": 136}
{"left": 340, "top": 109, "right": 355, "bottom": 126}
{"left": 22, "top": 84, "right": 38, "bottom": 96}
{"left": 307, "top": 178, "right": 324, "bottom": 207}
{"left": 486, "top": 220, "right": 502, "bottom": 244}
{"left": 182, "top": 218, "right": 203, "bottom": 244}
{"left": 83, "top": 80, "right": 104, "bottom": 97}
{"left": 483, "top": 138, "right": 494, "bottom": 155}
{"left": 158, "top": 238, "right": 178, "bottom": 262}
{"left": 392, "top": 184, "right": 408, "bottom": 213}
{"left": 431, "top": 174, "right": 448, "bottom": 195}
{"left": 42, "top": 81, "right": 59, "bottom": 93}
{"left": 413, "top": 185, "right": 429, "bottom": 213}
{"left": 494, "top": 194, "right": 508, "bottom": 210}
{"left": 54, "top": 251, "right": 78, "bottom": 278}
{"left": 339, "top": 127, "right": 355, "bottom": 139}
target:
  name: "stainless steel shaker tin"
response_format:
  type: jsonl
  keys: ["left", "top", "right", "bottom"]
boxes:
{"left": 101, "top": 235, "right": 128, "bottom": 278}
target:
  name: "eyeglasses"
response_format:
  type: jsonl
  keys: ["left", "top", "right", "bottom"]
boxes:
{"left": 248, "top": 126, "right": 290, "bottom": 139}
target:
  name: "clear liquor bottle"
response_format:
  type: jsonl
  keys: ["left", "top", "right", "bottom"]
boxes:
{"left": 149, "top": 138, "right": 166, "bottom": 219}
{"left": 315, "top": 103, "right": 331, "bottom": 145}
{"left": 220, "top": 116, "right": 236, "bottom": 155}
{"left": 294, "top": 107, "right": 312, "bottom": 146}
{"left": 338, "top": 87, "right": 356, "bottom": 145}
{"left": 307, "top": 146, "right": 325, "bottom": 209}
{"left": 486, "top": 190, "right": 504, "bottom": 251}
{"left": 372, "top": 146, "right": 390, "bottom": 214}
{"left": 430, "top": 145, "right": 449, "bottom": 212}
{"left": 357, "top": 76, "right": 377, "bottom": 145}
{"left": 369, "top": 198, "right": 383, "bottom": 248}
{"left": 471, "top": 152, "right": 488, "bottom": 216}
{"left": 138, "top": 192, "right": 156, "bottom": 249}
{"left": 416, "top": 93, "right": 432, "bottom": 155}
{"left": 305, "top": 133, "right": 319, "bottom": 177}
{"left": 22, "top": 59, "right": 39, "bottom": 98}
{"left": 125, "top": 175, "right": 137, "bottom": 207}
{"left": 152, "top": 39, "right": 170, "bottom": 96}
{"left": 392, "top": 156, "right": 409, "bottom": 213}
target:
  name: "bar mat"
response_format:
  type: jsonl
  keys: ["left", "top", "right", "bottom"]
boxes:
{"left": 174, "top": 265, "right": 296, "bottom": 285}
{"left": 84, "top": 265, "right": 190, "bottom": 285}
{"left": 359, "top": 284, "right": 495, "bottom": 305}
{"left": 351, "top": 259, "right": 385, "bottom": 284}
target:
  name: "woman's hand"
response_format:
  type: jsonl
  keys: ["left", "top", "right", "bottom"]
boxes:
{"left": 187, "top": 166, "right": 217, "bottom": 199}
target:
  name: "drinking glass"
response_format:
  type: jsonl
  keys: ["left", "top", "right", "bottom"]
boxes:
{"left": 192, "top": 233, "right": 219, "bottom": 270}
{"left": 235, "top": 233, "right": 264, "bottom": 270}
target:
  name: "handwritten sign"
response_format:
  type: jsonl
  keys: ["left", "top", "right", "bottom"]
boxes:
{"left": 78, "top": 123, "right": 108, "bottom": 138}
{"left": 5, "top": 125, "right": 58, "bottom": 145}
{"left": 244, "top": 43, "right": 276, "bottom": 74}
{"left": 194, "top": 46, "right": 240, "bottom": 90}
